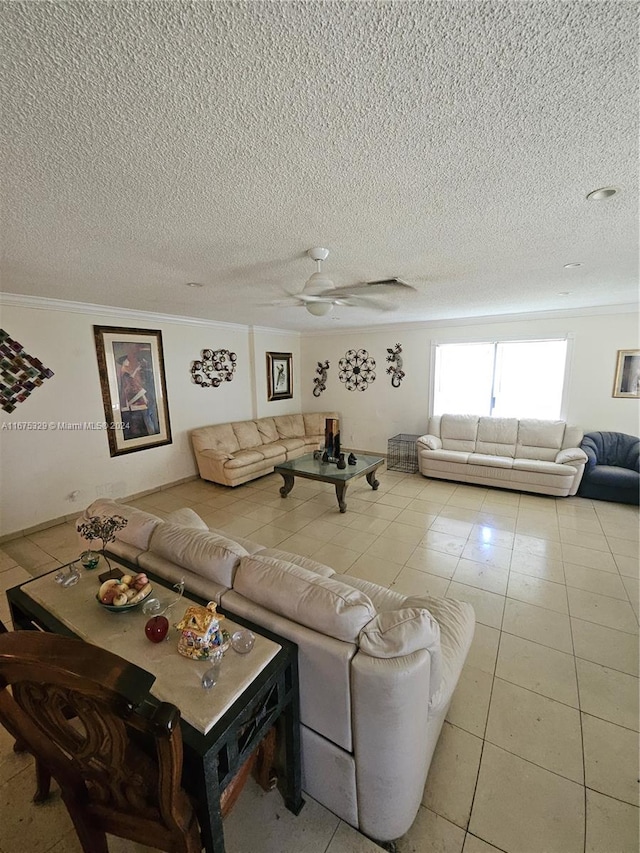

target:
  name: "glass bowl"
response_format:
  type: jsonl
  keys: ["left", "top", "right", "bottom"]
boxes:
{"left": 231, "top": 629, "right": 255, "bottom": 654}
{"left": 96, "top": 584, "right": 153, "bottom": 612}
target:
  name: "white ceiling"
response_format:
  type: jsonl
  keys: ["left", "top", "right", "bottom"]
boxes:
{"left": 1, "top": 1, "right": 637, "bottom": 332}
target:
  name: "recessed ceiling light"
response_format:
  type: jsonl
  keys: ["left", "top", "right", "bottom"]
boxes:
{"left": 185, "top": 281, "right": 204, "bottom": 288}
{"left": 563, "top": 263, "right": 582, "bottom": 269}
{"left": 586, "top": 187, "right": 618, "bottom": 201}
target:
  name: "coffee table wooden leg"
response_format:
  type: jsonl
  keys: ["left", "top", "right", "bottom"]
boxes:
{"left": 366, "top": 471, "right": 380, "bottom": 490}
{"left": 335, "top": 482, "right": 348, "bottom": 513}
{"left": 279, "top": 473, "right": 295, "bottom": 498}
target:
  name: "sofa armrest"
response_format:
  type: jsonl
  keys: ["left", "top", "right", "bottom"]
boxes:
{"left": 199, "top": 449, "right": 234, "bottom": 461}
{"left": 555, "top": 447, "right": 588, "bottom": 465}
{"left": 417, "top": 434, "right": 442, "bottom": 451}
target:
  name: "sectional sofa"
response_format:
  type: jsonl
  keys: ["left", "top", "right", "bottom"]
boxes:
{"left": 77, "top": 497, "right": 475, "bottom": 845}
{"left": 191, "top": 412, "right": 339, "bottom": 487}
{"left": 417, "top": 414, "right": 587, "bottom": 497}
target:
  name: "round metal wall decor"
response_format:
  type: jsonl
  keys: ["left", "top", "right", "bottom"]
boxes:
{"left": 386, "top": 343, "right": 405, "bottom": 388}
{"left": 191, "top": 349, "right": 237, "bottom": 387}
{"left": 313, "top": 360, "right": 330, "bottom": 397}
{"left": 338, "top": 349, "right": 376, "bottom": 391}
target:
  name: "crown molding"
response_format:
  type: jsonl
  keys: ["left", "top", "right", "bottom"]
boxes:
{"left": 0, "top": 292, "right": 251, "bottom": 331}
{"left": 302, "top": 303, "right": 639, "bottom": 336}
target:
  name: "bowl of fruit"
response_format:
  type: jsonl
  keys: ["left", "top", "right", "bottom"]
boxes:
{"left": 97, "top": 572, "right": 152, "bottom": 611}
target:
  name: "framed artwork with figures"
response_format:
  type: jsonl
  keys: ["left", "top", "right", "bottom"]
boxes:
{"left": 93, "top": 325, "right": 172, "bottom": 456}
{"left": 266, "top": 352, "right": 293, "bottom": 401}
{"left": 612, "top": 349, "right": 640, "bottom": 398}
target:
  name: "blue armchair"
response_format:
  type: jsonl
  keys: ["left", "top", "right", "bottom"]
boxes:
{"left": 577, "top": 432, "right": 639, "bottom": 505}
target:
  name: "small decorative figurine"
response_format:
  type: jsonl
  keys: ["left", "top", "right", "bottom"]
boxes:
{"left": 348, "top": 452, "right": 358, "bottom": 465}
{"left": 337, "top": 452, "right": 346, "bottom": 469}
{"left": 175, "top": 601, "right": 229, "bottom": 660}
{"left": 321, "top": 450, "right": 329, "bottom": 464}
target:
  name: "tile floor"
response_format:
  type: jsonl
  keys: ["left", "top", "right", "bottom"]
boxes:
{"left": 0, "top": 468, "right": 638, "bottom": 853}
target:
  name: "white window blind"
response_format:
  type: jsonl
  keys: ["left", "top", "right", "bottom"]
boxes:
{"left": 433, "top": 339, "right": 568, "bottom": 419}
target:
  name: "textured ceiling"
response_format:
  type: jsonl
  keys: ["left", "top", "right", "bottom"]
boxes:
{"left": 1, "top": 1, "right": 638, "bottom": 331}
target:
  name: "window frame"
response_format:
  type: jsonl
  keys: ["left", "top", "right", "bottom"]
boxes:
{"left": 428, "top": 334, "right": 574, "bottom": 420}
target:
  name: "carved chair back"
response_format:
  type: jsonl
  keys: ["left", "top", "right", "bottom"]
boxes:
{"left": 0, "top": 631, "right": 201, "bottom": 853}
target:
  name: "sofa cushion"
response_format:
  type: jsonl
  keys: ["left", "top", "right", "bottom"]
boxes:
{"left": 468, "top": 453, "right": 513, "bottom": 469}
{"left": 166, "top": 507, "right": 209, "bottom": 530}
{"left": 80, "top": 498, "right": 161, "bottom": 550}
{"left": 256, "top": 417, "right": 279, "bottom": 444}
{"left": 475, "top": 417, "right": 518, "bottom": 457}
{"left": 224, "top": 449, "right": 266, "bottom": 469}
{"left": 275, "top": 414, "right": 305, "bottom": 439}
{"left": 258, "top": 441, "right": 287, "bottom": 461}
{"left": 440, "top": 414, "right": 479, "bottom": 452}
{"left": 278, "top": 437, "right": 306, "bottom": 453}
{"left": 512, "top": 458, "right": 576, "bottom": 475}
{"left": 149, "top": 523, "right": 248, "bottom": 587}
{"left": 420, "top": 449, "right": 471, "bottom": 464}
{"left": 192, "top": 423, "right": 241, "bottom": 455}
{"left": 359, "top": 607, "right": 441, "bottom": 661}
{"left": 516, "top": 419, "right": 566, "bottom": 461}
{"left": 260, "top": 549, "right": 336, "bottom": 578}
{"left": 234, "top": 554, "right": 376, "bottom": 642}
{"left": 232, "top": 420, "right": 262, "bottom": 450}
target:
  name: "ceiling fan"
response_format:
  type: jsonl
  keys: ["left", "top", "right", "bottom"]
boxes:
{"left": 280, "top": 247, "right": 416, "bottom": 316}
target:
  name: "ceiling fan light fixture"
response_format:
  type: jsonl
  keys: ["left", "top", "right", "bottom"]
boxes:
{"left": 306, "top": 301, "right": 332, "bottom": 316}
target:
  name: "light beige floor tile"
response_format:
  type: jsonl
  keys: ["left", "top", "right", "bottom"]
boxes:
{"left": 610, "top": 539, "right": 640, "bottom": 563}
{"left": 514, "top": 519, "right": 560, "bottom": 542}
{"left": 447, "top": 492, "right": 486, "bottom": 511}
{"left": 460, "top": 542, "right": 512, "bottom": 571}
{"left": 502, "top": 599, "right": 573, "bottom": 653}
{"left": 496, "top": 633, "right": 579, "bottom": 707}
{"left": 464, "top": 623, "right": 500, "bottom": 675}
{"left": 223, "top": 778, "right": 339, "bottom": 853}
{"left": 446, "top": 582, "right": 505, "bottom": 629}
{"left": 571, "top": 618, "right": 639, "bottom": 677}
{"left": 0, "top": 564, "right": 32, "bottom": 595}
{"left": 347, "top": 554, "right": 402, "bottom": 587}
{"left": 469, "top": 743, "right": 584, "bottom": 853}
{"left": 557, "top": 515, "right": 603, "bottom": 534}
{"left": 518, "top": 496, "right": 558, "bottom": 513}
{"left": 585, "top": 789, "right": 640, "bottom": 853}
{"left": 275, "top": 513, "right": 321, "bottom": 533}
{"left": 330, "top": 528, "right": 376, "bottom": 554}
{"left": 248, "top": 526, "right": 293, "bottom": 548}
{"left": 468, "top": 525, "right": 515, "bottom": 549}
{"left": 390, "top": 481, "right": 431, "bottom": 498}
{"left": 419, "top": 531, "right": 467, "bottom": 558}
{"left": 582, "top": 713, "right": 639, "bottom": 806}
{"left": 363, "top": 537, "right": 416, "bottom": 566}
{"left": 558, "top": 528, "right": 611, "bottom": 552}
{"left": 576, "top": 659, "right": 639, "bottom": 731}
{"left": 474, "top": 511, "right": 517, "bottom": 531}
{"left": 396, "top": 806, "right": 466, "bottom": 853}
{"left": 621, "top": 574, "right": 639, "bottom": 616}
{"left": 430, "top": 517, "right": 474, "bottom": 538}
{"left": 0, "top": 538, "right": 54, "bottom": 571}
{"left": 378, "top": 522, "right": 425, "bottom": 546}
{"left": 601, "top": 524, "right": 640, "bottom": 545}
{"left": 393, "top": 509, "right": 437, "bottom": 530}
{"left": 462, "top": 836, "right": 503, "bottom": 853}
{"left": 481, "top": 489, "right": 520, "bottom": 506}
{"left": 310, "top": 544, "right": 360, "bottom": 574}
{"left": 422, "top": 722, "right": 483, "bottom": 829}
{"left": 276, "top": 533, "right": 325, "bottom": 558}
{"left": 439, "top": 507, "right": 480, "bottom": 526}
{"left": 0, "top": 722, "right": 33, "bottom": 784}
{"left": 513, "top": 534, "right": 563, "bottom": 559}
{"left": 446, "top": 667, "right": 493, "bottom": 738}
{"left": 391, "top": 567, "right": 450, "bottom": 598}
{"left": 563, "top": 563, "right": 628, "bottom": 600}
{"left": 567, "top": 587, "right": 638, "bottom": 634}
{"left": 406, "top": 547, "right": 459, "bottom": 579}
{"left": 407, "top": 498, "right": 448, "bottom": 516}
{"left": 452, "top": 559, "right": 509, "bottom": 596}
{"left": 506, "top": 573, "right": 568, "bottom": 615}
{"left": 375, "top": 492, "right": 414, "bottom": 510}
{"left": 509, "top": 551, "right": 565, "bottom": 583}
{"left": 485, "top": 678, "right": 583, "bottom": 783}
{"left": 218, "top": 516, "right": 265, "bottom": 537}
{"left": 561, "top": 544, "right": 619, "bottom": 573}
{"left": 324, "top": 820, "right": 387, "bottom": 852}
{"left": 347, "top": 515, "right": 392, "bottom": 535}
{"left": 302, "top": 519, "right": 347, "bottom": 540}
{"left": 360, "top": 502, "right": 402, "bottom": 521}
{"left": 0, "top": 548, "right": 19, "bottom": 572}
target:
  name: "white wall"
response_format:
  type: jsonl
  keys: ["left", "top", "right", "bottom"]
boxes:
{"left": 301, "top": 309, "right": 640, "bottom": 453}
{"left": 0, "top": 298, "right": 300, "bottom": 535}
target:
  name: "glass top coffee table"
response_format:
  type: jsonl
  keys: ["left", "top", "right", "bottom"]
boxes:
{"left": 274, "top": 452, "right": 384, "bottom": 513}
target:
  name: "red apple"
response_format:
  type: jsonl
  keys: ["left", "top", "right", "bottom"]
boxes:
{"left": 145, "top": 615, "right": 169, "bottom": 643}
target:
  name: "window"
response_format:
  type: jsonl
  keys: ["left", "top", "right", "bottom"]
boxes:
{"left": 432, "top": 338, "right": 569, "bottom": 419}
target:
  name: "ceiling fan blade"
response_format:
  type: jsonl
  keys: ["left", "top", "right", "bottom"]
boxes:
{"left": 339, "top": 295, "right": 398, "bottom": 311}
{"left": 327, "top": 279, "right": 416, "bottom": 298}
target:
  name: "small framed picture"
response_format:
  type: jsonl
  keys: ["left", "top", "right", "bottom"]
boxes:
{"left": 266, "top": 352, "right": 293, "bottom": 401}
{"left": 93, "top": 325, "right": 172, "bottom": 456}
{"left": 612, "top": 349, "right": 640, "bottom": 398}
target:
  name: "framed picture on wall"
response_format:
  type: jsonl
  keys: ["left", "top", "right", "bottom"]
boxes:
{"left": 266, "top": 351, "right": 293, "bottom": 401}
{"left": 93, "top": 325, "right": 172, "bottom": 456}
{"left": 612, "top": 349, "right": 640, "bottom": 398}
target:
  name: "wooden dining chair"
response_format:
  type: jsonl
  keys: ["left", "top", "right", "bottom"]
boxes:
{"left": 0, "top": 631, "right": 202, "bottom": 853}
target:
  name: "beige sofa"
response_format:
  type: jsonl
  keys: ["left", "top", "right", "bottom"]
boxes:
{"left": 418, "top": 414, "right": 587, "bottom": 497}
{"left": 78, "top": 498, "right": 475, "bottom": 845}
{"left": 190, "top": 412, "right": 339, "bottom": 487}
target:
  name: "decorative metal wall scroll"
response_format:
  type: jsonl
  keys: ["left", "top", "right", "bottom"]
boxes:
{"left": 386, "top": 343, "right": 405, "bottom": 388}
{"left": 338, "top": 349, "right": 376, "bottom": 391}
{"left": 191, "top": 349, "right": 237, "bottom": 387}
{"left": 313, "top": 360, "right": 330, "bottom": 397}
{"left": 0, "top": 329, "right": 54, "bottom": 413}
